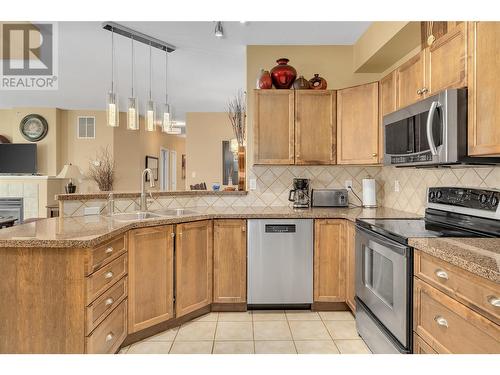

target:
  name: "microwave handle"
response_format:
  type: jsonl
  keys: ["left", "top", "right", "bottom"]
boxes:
{"left": 426, "top": 101, "right": 439, "bottom": 156}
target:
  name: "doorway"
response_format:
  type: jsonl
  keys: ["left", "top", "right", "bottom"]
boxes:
{"left": 160, "top": 147, "right": 170, "bottom": 191}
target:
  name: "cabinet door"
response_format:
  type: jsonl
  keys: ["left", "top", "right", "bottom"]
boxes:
{"left": 254, "top": 90, "right": 295, "bottom": 164}
{"left": 345, "top": 220, "right": 356, "bottom": 313}
{"left": 176, "top": 220, "right": 213, "bottom": 318}
{"left": 427, "top": 22, "right": 467, "bottom": 95}
{"left": 396, "top": 50, "right": 426, "bottom": 108}
{"left": 295, "top": 90, "right": 336, "bottom": 165}
{"left": 128, "top": 225, "right": 174, "bottom": 333}
{"left": 337, "top": 82, "right": 379, "bottom": 165}
{"left": 379, "top": 71, "right": 397, "bottom": 117}
{"left": 213, "top": 219, "right": 247, "bottom": 304}
{"left": 314, "top": 219, "right": 346, "bottom": 302}
{"left": 467, "top": 22, "right": 500, "bottom": 156}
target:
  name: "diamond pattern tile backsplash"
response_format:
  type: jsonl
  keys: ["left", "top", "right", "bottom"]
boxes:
{"left": 60, "top": 165, "right": 500, "bottom": 217}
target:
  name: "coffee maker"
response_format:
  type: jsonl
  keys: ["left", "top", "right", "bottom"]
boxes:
{"left": 288, "top": 178, "right": 310, "bottom": 208}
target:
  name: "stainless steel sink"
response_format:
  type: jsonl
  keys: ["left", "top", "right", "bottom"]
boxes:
{"left": 152, "top": 208, "right": 199, "bottom": 216}
{"left": 112, "top": 211, "right": 165, "bottom": 222}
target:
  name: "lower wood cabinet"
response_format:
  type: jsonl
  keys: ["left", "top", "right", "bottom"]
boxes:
{"left": 175, "top": 220, "right": 213, "bottom": 318}
{"left": 127, "top": 225, "right": 174, "bottom": 333}
{"left": 213, "top": 219, "right": 247, "bottom": 305}
{"left": 413, "top": 332, "right": 437, "bottom": 354}
{"left": 313, "top": 219, "right": 346, "bottom": 303}
{"left": 345, "top": 220, "right": 356, "bottom": 312}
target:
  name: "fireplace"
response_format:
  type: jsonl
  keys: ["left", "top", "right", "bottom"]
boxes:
{"left": 0, "top": 198, "right": 24, "bottom": 224}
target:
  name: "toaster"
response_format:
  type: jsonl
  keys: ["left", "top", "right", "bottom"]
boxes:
{"left": 311, "top": 189, "right": 349, "bottom": 207}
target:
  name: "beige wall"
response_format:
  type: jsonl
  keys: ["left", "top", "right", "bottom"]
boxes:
{"left": 185, "top": 112, "right": 234, "bottom": 189}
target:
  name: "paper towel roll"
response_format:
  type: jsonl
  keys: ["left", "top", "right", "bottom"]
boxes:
{"left": 362, "top": 178, "right": 377, "bottom": 207}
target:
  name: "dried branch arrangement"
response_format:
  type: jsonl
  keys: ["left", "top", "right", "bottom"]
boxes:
{"left": 87, "top": 146, "right": 115, "bottom": 191}
{"left": 227, "top": 90, "right": 246, "bottom": 146}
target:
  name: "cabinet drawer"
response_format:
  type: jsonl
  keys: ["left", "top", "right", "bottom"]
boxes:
{"left": 86, "top": 300, "right": 127, "bottom": 354}
{"left": 413, "top": 333, "right": 437, "bottom": 354}
{"left": 415, "top": 251, "right": 500, "bottom": 324}
{"left": 86, "top": 276, "right": 127, "bottom": 335}
{"left": 86, "top": 254, "right": 127, "bottom": 304}
{"left": 414, "top": 278, "right": 500, "bottom": 354}
{"left": 86, "top": 235, "right": 126, "bottom": 275}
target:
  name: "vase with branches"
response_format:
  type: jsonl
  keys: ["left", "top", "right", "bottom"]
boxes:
{"left": 87, "top": 146, "right": 115, "bottom": 191}
{"left": 227, "top": 90, "right": 246, "bottom": 190}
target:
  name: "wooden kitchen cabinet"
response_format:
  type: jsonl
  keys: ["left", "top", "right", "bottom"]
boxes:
{"left": 314, "top": 219, "right": 346, "bottom": 303}
{"left": 175, "top": 220, "right": 213, "bottom": 318}
{"left": 254, "top": 90, "right": 295, "bottom": 164}
{"left": 213, "top": 219, "right": 247, "bottom": 306}
{"left": 467, "top": 21, "right": 500, "bottom": 156}
{"left": 379, "top": 70, "right": 397, "bottom": 117}
{"left": 337, "top": 82, "right": 379, "bottom": 165}
{"left": 295, "top": 90, "right": 336, "bottom": 165}
{"left": 396, "top": 50, "right": 427, "bottom": 108}
{"left": 128, "top": 225, "right": 174, "bottom": 333}
{"left": 345, "top": 220, "right": 356, "bottom": 313}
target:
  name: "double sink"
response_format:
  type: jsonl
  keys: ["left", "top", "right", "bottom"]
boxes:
{"left": 111, "top": 208, "right": 199, "bottom": 222}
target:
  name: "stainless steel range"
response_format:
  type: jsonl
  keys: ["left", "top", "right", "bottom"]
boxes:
{"left": 355, "top": 187, "right": 500, "bottom": 354}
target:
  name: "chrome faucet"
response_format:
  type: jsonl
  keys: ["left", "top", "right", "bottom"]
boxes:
{"left": 140, "top": 168, "right": 155, "bottom": 212}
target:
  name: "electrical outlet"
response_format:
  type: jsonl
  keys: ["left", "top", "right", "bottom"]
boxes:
{"left": 394, "top": 180, "right": 400, "bottom": 192}
{"left": 344, "top": 180, "right": 353, "bottom": 189}
{"left": 249, "top": 178, "right": 257, "bottom": 191}
{"left": 191, "top": 171, "right": 196, "bottom": 178}
{"left": 84, "top": 206, "right": 100, "bottom": 216}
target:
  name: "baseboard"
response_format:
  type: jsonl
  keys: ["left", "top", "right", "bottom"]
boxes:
{"left": 211, "top": 302, "right": 247, "bottom": 312}
{"left": 311, "top": 301, "right": 349, "bottom": 311}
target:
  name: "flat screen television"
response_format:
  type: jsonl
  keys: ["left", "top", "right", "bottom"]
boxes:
{"left": 0, "top": 143, "right": 37, "bottom": 174}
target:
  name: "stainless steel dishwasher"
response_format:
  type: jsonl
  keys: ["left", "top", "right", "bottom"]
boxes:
{"left": 247, "top": 219, "right": 313, "bottom": 306}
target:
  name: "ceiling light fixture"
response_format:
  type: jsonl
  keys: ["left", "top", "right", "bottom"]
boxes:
{"left": 214, "top": 21, "right": 224, "bottom": 38}
{"left": 145, "top": 42, "right": 156, "bottom": 132}
{"left": 161, "top": 48, "right": 172, "bottom": 133}
{"left": 127, "top": 36, "right": 139, "bottom": 130}
{"left": 106, "top": 27, "right": 119, "bottom": 128}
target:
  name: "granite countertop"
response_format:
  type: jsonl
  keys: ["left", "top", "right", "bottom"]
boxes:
{"left": 409, "top": 237, "right": 500, "bottom": 284}
{"left": 56, "top": 190, "right": 247, "bottom": 201}
{"left": 0, "top": 206, "right": 417, "bottom": 248}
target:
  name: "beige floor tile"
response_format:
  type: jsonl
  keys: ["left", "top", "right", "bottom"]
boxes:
{"left": 253, "top": 321, "right": 292, "bottom": 340}
{"left": 295, "top": 340, "right": 340, "bottom": 354}
{"left": 175, "top": 321, "right": 216, "bottom": 341}
{"left": 319, "top": 311, "right": 355, "bottom": 321}
{"left": 252, "top": 310, "right": 286, "bottom": 321}
{"left": 255, "top": 341, "right": 296, "bottom": 354}
{"left": 169, "top": 341, "right": 214, "bottom": 354}
{"left": 289, "top": 321, "right": 331, "bottom": 340}
{"left": 324, "top": 321, "right": 360, "bottom": 339}
{"left": 285, "top": 310, "right": 320, "bottom": 321}
{"left": 118, "top": 346, "right": 130, "bottom": 354}
{"left": 215, "top": 321, "right": 253, "bottom": 341}
{"left": 218, "top": 312, "right": 253, "bottom": 322}
{"left": 193, "top": 312, "right": 219, "bottom": 322}
{"left": 335, "top": 339, "right": 371, "bottom": 354}
{"left": 127, "top": 341, "right": 172, "bottom": 354}
{"left": 143, "top": 327, "right": 178, "bottom": 342}
{"left": 213, "top": 341, "right": 255, "bottom": 354}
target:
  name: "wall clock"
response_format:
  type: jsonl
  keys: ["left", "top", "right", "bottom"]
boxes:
{"left": 19, "top": 114, "right": 49, "bottom": 142}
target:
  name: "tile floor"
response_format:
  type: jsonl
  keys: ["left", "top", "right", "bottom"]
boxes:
{"left": 120, "top": 310, "right": 371, "bottom": 354}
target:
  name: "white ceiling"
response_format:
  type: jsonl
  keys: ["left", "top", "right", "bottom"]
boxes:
{"left": 0, "top": 21, "right": 371, "bottom": 120}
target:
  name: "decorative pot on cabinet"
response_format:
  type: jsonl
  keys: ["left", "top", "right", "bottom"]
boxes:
{"left": 293, "top": 75, "right": 310, "bottom": 89}
{"left": 257, "top": 69, "right": 272, "bottom": 89}
{"left": 309, "top": 74, "right": 327, "bottom": 90}
{"left": 270, "top": 58, "right": 297, "bottom": 89}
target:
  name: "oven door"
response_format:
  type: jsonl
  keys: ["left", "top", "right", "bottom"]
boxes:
{"left": 355, "top": 225, "right": 411, "bottom": 347}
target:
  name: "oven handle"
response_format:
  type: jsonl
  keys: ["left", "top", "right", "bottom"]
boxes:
{"left": 356, "top": 224, "right": 411, "bottom": 257}
{"left": 426, "top": 101, "right": 439, "bottom": 156}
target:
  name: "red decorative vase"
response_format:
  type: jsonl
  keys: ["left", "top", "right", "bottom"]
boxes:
{"left": 257, "top": 69, "right": 272, "bottom": 89}
{"left": 270, "top": 58, "right": 297, "bottom": 89}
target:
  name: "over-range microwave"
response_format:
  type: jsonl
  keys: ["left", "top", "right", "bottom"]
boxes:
{"left": 383, "top": 88, "right": 500, "bottom": 167}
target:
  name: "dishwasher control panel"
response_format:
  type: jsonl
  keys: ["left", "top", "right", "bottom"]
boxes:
{"left": 265, "top": 224, "right": 296, "bottom": 233}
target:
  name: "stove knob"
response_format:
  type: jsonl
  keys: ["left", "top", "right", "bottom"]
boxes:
{"left": 479, "top": 194, "right": 488, "bottom": 204}
{"left": 429, "top": 191, "right": 435, "bottom": 200}
{"left": 491, "top": 196, "right": 499, "bottom": 207}
{"left": 436, "top": 190, "right": 442, "bottom": 199}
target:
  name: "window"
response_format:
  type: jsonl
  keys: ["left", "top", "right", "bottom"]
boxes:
{"left": 77, "top": 116, "right": 96, "bottom": 139}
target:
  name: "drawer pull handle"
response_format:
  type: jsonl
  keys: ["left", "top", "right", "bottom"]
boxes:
{"left": 434, "top": 316, "right": 448, "bottom": 328}
{"left": 104, "top": 297, "right": 114, "bottom": 307}
{"left": 435, "top": 269, "right": 449, "bottom": 280}
{"left": 105, "top": 332, "right": 114, "bottom": 342}
{"left": 104, "top": 271, "right": 114, "bottom": 279}
{"left": 105, "top": 247, "right": 113, "bottom": 254}
{"left": 487, "top": 295, "right": 500, "bottom": 307}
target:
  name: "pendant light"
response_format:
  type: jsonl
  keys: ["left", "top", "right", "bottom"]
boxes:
{"left": 214, "top": 22, "right": 224, "bottom": 38}
{"left": 161, "top": 48, "right": 172, "bottom": 133}
{"left": 145, "top": 42, "right": 156, "bottom": 132}
{"left": 106, "top": 27, "right": 119, "bottom": 127}
{"left": 127, "top": 36, "right": 139, "bottom": 130}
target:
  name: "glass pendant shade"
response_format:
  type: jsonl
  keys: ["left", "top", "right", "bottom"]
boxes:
{"left": 107, "top": 92, "right": 119, "bottom": 127}
{"left": 145, "top": 100, "right": 156, "bottom": 132}
{"left": 127, "top": 97, "right": 139, "bottom": 130}
{"left": 161, "top": 103, "right": 171, "bottom": 133}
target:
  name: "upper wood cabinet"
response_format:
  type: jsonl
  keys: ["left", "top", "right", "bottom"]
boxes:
{"left": 295, "top": 90, "right": 336, "bottom": 165}
{"left": 379, "top": 71, "right": 397, "bottom": 117}
{"left": 345, "top": 220, "right": 356, "bottom": 313}
{"left": 254, "top": 90, "right": 295, "bottom": 164}
{"left": 314, "top": 219, "right": 346, "bottom": 303}
{"left": 213, "top": 219, "right": 247, "bottom": 305}
{"left": 396, "top": 50, "right": 427, "bottom": 108}
{"left": 337, "top": 82, "right": 379, "bottom": 165}
{"left": 467, "top": 21, "right": 500, "bottom": 156}
{"left": 175, "top": 220, "right": 213, "bottom": 318}
{"left": 128, "top": 225, "right": 174, "bottom": 333}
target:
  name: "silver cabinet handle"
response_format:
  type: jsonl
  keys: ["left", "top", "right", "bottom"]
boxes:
{"left": 417, "top": 88, "right": 422, "bottom": 95}
{"left": 487, "top": 296, "right": 500, "bottom": 307}
{"left": 105, "top": 247, "right": 113, "bottom": 254}
{"left": 435, "top": 269, "right": 449, "bottom": 280}
{"left": 426, "top": 101, "right": 439, "bottom": 156}
{"left": 104, "top": 297, "right": 114, "bottom": 306}
{"left": 104, "top": 271, "right": 114, "bottom": 279}
{"left": 421, "top": 87, "right": 429, "bottom": 94}
{"left": 434, "top": 315, "right": 448, "bottom": 328}
{"left": 105, "top": 332, "right": 114, "bottom": 342}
